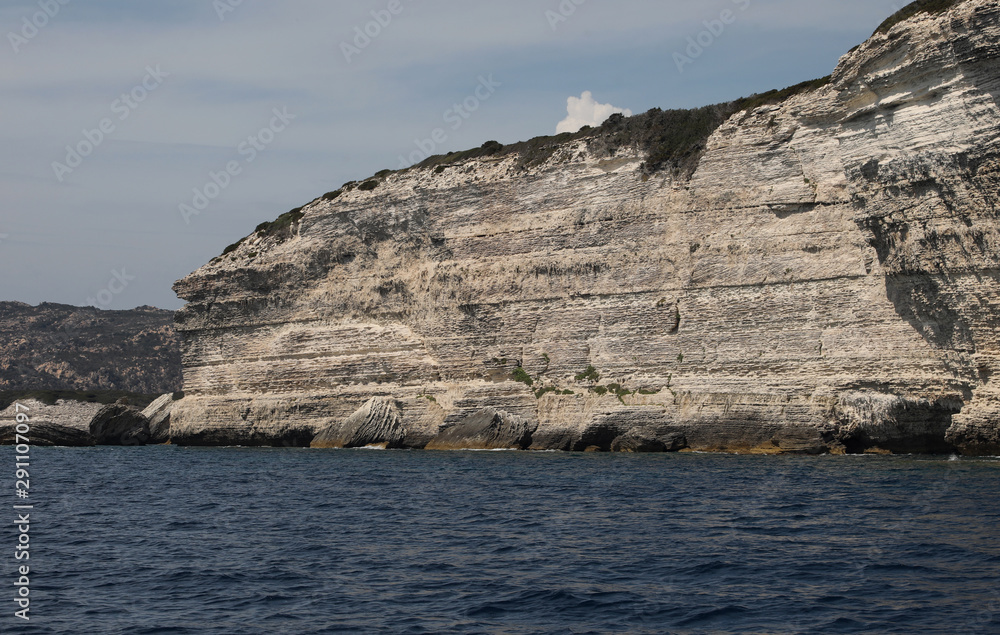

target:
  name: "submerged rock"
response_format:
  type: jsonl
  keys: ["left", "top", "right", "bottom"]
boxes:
{"left": 610, "top": 428, "right": 687, "bottom": 453}
{"left": 311, "top": 397, "right": 406, "bottom": 448}
{"left": 426, "top": 407, "right": 535, "bottom": 450}
{"left": 768, "top": 427, "right": 834, "bottom": 455}
{"left": 89, "top": 403, "right": 151, "bottom": 446}
{"left": 0, "top": 422, "right": 95, "bottom": 447}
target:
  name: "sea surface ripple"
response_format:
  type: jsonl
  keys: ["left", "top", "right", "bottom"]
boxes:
{"left": 1, "top": 447, "right": 998, "bottom": 634}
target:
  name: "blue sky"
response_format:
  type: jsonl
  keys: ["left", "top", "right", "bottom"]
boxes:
{"left": 1, "top": 0, "right": 906, "bottom": 310}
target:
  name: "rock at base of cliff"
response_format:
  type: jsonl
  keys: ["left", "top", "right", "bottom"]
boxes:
{"left": 0, "top": 422, "right": 95, "bottom": 447}
{"left": 425, "top": 407, "right": 535, "bottom": 450}
{"left": 945, "top": 387, "right": 1000, "bottom": 456}
{"left": 768, "top": 427, "right": 834, "bottom": 455}
{"left": 89, "top": 402, "right": 151, "bottom": 446}
{"left": 610, "top": 427, "right": 687, "bottom": 453}
{"left": 142, "top": 392, "right": 180, "bottom": 444}
{"left": 311, "top": 397, "right": 406, "bottom": 449}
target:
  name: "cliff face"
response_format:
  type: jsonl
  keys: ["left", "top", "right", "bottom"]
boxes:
{"left": 172, "top": 0, "right": 1000, "bottom": 454}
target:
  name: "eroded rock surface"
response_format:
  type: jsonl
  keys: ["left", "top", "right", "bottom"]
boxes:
{"left": 426, "top": 407, "right": 535, "bottom": 450}
{"left": 89, "top": 403, "right": 150, "bottom": 446}
{"left": 142, "top": 393, "right": 179, "bottom": 444}
{"left": 172, "top": 1, "right": 1000, "bottom": 454}
{"left": 0, "top": 422, "right": 95, "bottom": 447}
{"left": 0, "top": 399, "right": 102, "bottom": 432}
{"left": 610, "top": 428, "right": 687, "bottom": 453}
{"left": 311, "top": 397, "right": 407, "bottom": 449}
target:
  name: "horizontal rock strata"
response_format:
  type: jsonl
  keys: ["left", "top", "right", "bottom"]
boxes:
{"left": 0, "top": 399, "right": 102, "bottom": 432}
{"left": 0, "top": 422, "right": 95, "bottom": 447}
{"left": 171, "top": 1, "right": 1000, "bottom": 454}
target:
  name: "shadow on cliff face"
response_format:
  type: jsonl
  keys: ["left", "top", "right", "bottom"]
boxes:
{"left": 571, "top": 423, "right": 620, "bottom": 452}
{"left": 861, "top": 227, "right": 997, "bottom": 391}
{"left": 841, "top": 153, "right": 981, "bottom": 454}
{"left": 883, "top": 276, "right": 978, "bottom": 360}
{"left": 851, "top": 151, "right": 999, "bottom": 388}
{"left": 835, "top": 394, "right": 960, "bottom": 455}
{"left": 568, "top": 422, "right": 689, "bottom": 453}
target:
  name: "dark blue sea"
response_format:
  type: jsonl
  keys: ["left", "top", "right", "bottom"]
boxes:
{"left": 1, "top": 447, "right": 998, "bottom": 634}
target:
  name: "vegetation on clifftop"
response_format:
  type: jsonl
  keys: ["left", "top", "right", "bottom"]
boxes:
{"left": 214, "top": 0, "right": 952, "bottom": 260}
{"left": 218, "top": 207, "right": 305, "bottom": 258}
{"left": 874, "top": 0, "right": 967, "bottom": 35}
{"left": 412, "top": 75, "right": 833, "bottom": 179}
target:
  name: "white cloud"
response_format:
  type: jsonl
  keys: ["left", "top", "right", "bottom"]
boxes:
{"left": 556, "top": 91, "right": 633, "bottom": 134}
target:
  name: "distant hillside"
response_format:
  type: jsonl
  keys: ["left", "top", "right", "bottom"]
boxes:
{"left": 0, "top": 302, "right": 181, "bottom": 394}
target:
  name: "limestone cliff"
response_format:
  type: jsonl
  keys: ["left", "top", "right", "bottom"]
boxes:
{"left": 172, "top": 0, "right": 1000, "bottom": 454}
